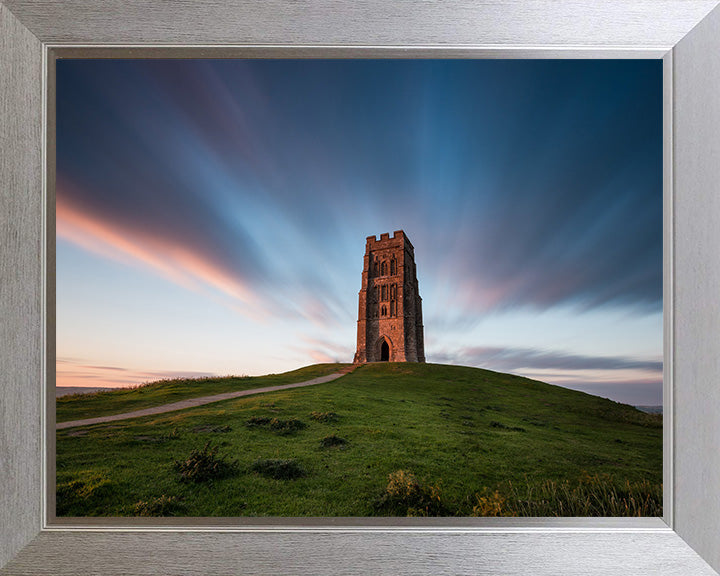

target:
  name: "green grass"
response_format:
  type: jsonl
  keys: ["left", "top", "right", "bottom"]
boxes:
{"left": 56, "top": 362, "right": 662, "bottom": 517}
{"left": 56, "top": 363, "right": 349, "bottom": 423}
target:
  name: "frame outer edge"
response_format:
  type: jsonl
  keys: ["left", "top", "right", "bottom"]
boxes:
{"left": 672, "top": 4, "right": 720, "bottom": 573}
{"left": 1, "top": 0, "right": 719, "bottom": 46}
{"left": 0, "top": 2, "right": 43, "bottom": 570}
{"left": 1, "top": 0, "right": 720, "bottom": 574}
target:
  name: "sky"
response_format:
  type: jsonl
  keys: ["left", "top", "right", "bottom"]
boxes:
{"left": 56, "top": 59, "right": 663, "bottom": 405}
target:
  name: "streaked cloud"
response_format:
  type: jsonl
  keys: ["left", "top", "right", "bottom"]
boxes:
{"left": 57, "top": 181, "right": 259, "bottom": 307}
{"left": 291, "top": 336, "right": 355, "bottom": 365}
{"left": 432, "top": 345, "right": 662, "bottom": 373}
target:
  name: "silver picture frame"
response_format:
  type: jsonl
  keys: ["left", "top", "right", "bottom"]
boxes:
{"left": 2, "top": 1, "right": 720, "bottom": 574}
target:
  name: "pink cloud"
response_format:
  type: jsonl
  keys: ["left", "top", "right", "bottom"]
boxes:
{"left": 289, "top": 335, "right": 354, "bottom": 365}
{"left": 56, "top": 178, "right": 257, "bottom": 307}
{"left": 56, "top": 357, "right": 217, "bottom": 389}
{"left": 307, "top": 350, "right": 335, "bottom": 364}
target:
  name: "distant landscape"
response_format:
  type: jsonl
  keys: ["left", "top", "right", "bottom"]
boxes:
{"left": 56, "top": 386, "right": 119, "bottom": 398}
{"left": 635, "top": 406, "right": 663, "bottom": 415}
{"left": 56, "top": 363, "right": 662, "bottom": 517}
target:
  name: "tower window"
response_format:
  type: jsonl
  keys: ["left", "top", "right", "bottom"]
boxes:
{"left": 381, "top": 285, "right": 388, "bottom": 301}
{"left": 390, "top": 258, "right": 396, "bottom": 275}
{"left": 381, "top": 305, "right": 387, "bottom": 316}
{"left": 381, "top": 261, "right": 388, "bottom": 276}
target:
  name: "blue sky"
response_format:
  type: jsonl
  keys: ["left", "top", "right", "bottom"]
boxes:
{"left": 56, "top": 59, "right": 663, "bottom": 405}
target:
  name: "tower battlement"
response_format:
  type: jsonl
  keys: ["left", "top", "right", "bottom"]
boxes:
{"left": 365, "top": 230, "right": 414, "bottom": 251}
{"left": 353, "top": 231, "right": 425, "bottom": 363}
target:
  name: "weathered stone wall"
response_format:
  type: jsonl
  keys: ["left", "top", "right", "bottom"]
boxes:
{"left": 354, "top": 230, "right": 425, "bottom": 363}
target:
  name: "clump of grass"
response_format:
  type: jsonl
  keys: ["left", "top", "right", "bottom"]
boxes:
{"left": 251, "top": 458, "right": 306, "bottom": 480}
{"left": 173, "top": 442, "right": 237, "bottom": 483}
{"left": 477, "top": 472, "right": 662, "bottom": 517}
{"left": 470, "top": 489, "right": 510, "bottom": 517}
{"left": 310, "top": 411, "right": 339, "bottom": 423}
{"left": 246, "top": 417, "right": 307, "bottom": 435}
{"left": 56, "top": 471, "right": 113, "bottom": 516}
{"left": 319, "top": 435, "right": 348, "bottom": 448}
{"left": 270, "top": 418, "right": 307, "bottom": 434}
{"left": 133, "top": 494, "right": 184, "bottom": 517}
{"left": 375, "top": 469, "right": 449, "bottom": 517}
{"left": 192, "top": 425, "right": 231, "bottom": 433}
{"left": 246, "top": 416, "right": 272, "bottom": 427}
{"left": 489, "top": 421, "right": 526, "bottom": 432}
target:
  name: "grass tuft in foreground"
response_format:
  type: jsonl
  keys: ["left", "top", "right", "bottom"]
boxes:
{"left": 173, "top": 442, "right": 238, "bottom": 483}
{"left": 251, "top": 458, "right": 306, "bottom": 480}
{"left": 493, "top": 472, "right": 663, "bottom": 517}
{"left": 246, "top": 417, "right": 307, "bottom": 435}
{"left": 310, "top": 411, "right": 339, "bottom": 423}
{"left": 374, "top": 470, "right": 449, "bottom": 517}
{"left": 133, "top": 494, "right": 185, "bottom": 517}
{"left": 319, "top": 434, "right": 348, "bottom": 448}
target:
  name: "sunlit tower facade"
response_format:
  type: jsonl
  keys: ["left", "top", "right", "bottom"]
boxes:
{"left": 354, "top": 231, "right": 425, "bottom": 363}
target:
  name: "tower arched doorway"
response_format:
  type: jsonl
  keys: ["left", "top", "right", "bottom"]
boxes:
{"left": 380, "top": 338, "right": 390, "bottom": 361}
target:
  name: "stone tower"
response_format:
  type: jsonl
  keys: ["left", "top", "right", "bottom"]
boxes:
{"left": 354, "top": 230, "right": 425, "bottom": 363}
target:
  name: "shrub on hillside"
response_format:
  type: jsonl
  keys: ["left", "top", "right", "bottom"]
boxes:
{"left": 471, "top": 489, "right": 509, "bottom": 516}
{"left": 310, "top": 411, "right": 339, "bottom": 423}
{"left": 251, "top": 458, "right": 306, "bottom": 480}
{"left": 173, "top": 442, "right": 237, "bottom": 483}
{"left": 374, "top": 469, "right": 449, "bottom": 517}
{"left": 319, "top": 434, "right": 348, "bottom": 448}
{"left": 246, "top": 416, "right": 272, "bottom": 427}
{"left": 270, "top": 418, "right": 307, "bottom": 434}
{"left": 246, "top": 416, "right": 307, "bottom": 435}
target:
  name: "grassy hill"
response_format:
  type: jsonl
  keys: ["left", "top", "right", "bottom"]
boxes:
{"left": 55, "top": 362, "right": 662, "bottom": 517}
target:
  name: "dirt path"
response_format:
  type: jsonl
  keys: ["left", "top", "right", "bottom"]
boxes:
{"left": 57, "top": 369, "right": 353, "bottom": 430}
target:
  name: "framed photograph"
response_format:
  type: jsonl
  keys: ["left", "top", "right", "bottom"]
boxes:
{"left": 51, "top": 56, "right": 664, "bottom": 522}
{"left": 2, "top": 1, "right": 720, "bottom": 575}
